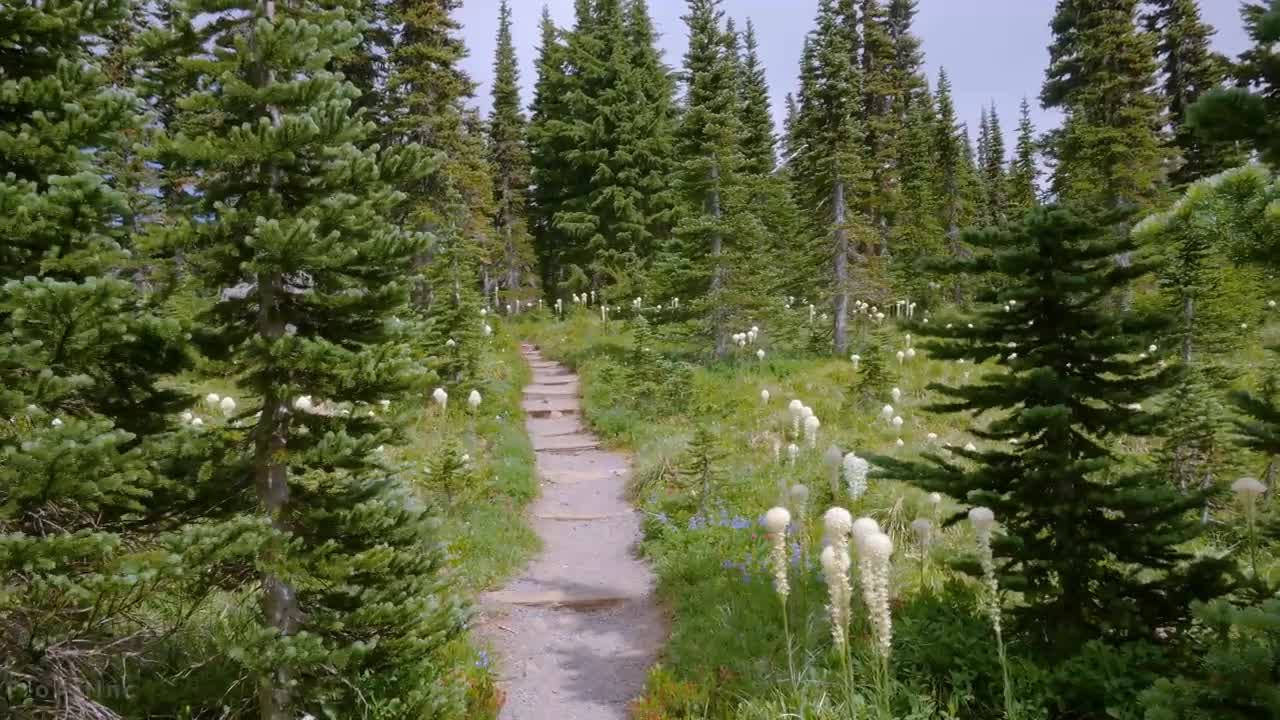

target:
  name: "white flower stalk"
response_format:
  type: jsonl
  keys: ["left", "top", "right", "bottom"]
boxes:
{"left": 891, "top": 387, "right": 901, "bottom": 403}
{"left": 468, "top": 390, "right": 482, "bottom": 410}
{"left": 1232, "top": 476, "right": 1266, "bottom": 499}
{"left": 926, "top": 432, "right": 938, "bottom": 443}
{"left": 482, "top": 323, "right": 493, "bottom": 337}
{"left": 843, "top": 452, "right": 870, "bottom": 500}
{"left": 969, "top": 507, "right": 1001, "bottom": 633}
{"left": 860, "top": 531, "right": 894, "bottom": 659}
{"left": 1234, "top": 477, "right": 1267, "bottom": 577}
{"left": 191, "top": 417, "right": 204, "bottom": 428}
{"left": 789, "top": 484, "right": 810, "bottom": 517}
{"left": 219, "top": 396, "right": 237, "bottom": 417}
{"left": 787, "top": 442, "right": 799, "bottom": 466}
{"left": 891, "top": 415, "right": 903, "bottom": 432}
{"left": 851, "top": 516, "right": 880, "bottom": 551}
{"left": 927, "top": 492, "right": 942, "bottom": 519}
{"left": 803, "top": 414, "right": 821, "bottom": 449}
{"left": 824, "top": 445, "right": 844, "bottom": 494}
{"left": 896, "top": 350, "right": 906, "bottom": 364}
{"left": 881, "top": 404, "right": 894, "bottom": 422}
{"left": 760, "top": 388, "right": 771, "bottom": 404}
{"left": 905, "top": 347, "right": 916, "bottom": 360}
{"left": 851, "top": 354, "right": 861, "bottom": 369}
{"left": 821, "top": 545, "right": 852, "bottom": 649}
{"left": 912, "top": 518, "right": 933, "bottom": 549}
{"left": 763, "top": 507, "right": 792, "bottom": 599}
{"left": 895, "top": 438, "right": 905, "bottom": 447}
{"left": 180, "top": 410, "right": 194, "bottom": 424}
{"left": 205, "top": 392, "right": 221, "bottom": 408}
{"left": 51, "top": 417, "right": 64, "bottom": 428}
{"left": 293, "top": 395, "right": 313, "bottom": 413}
{"left": 756, "top": 348, "right": 766, "bottom": 361}
{"left": 822, "top": 507, "right": 855, "bottom": 642}
{"left": 432, "top": 387, "right": 448, "bottom": 408}
{"left": 788, "top": 399, "right": 804, "bottom": 437}
{"left": 771, "top": 435, "right": 783, "bottom": 462}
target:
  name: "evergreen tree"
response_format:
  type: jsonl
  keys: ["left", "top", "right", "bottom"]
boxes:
{"left": 859, "top": 0, "right": 895, "bottom": 253}
{"left": 791, "top": 0, "right": 871, "bottom": 354}
{"left": 1006, "top": 97, "right": 1040, "bottom": 214}
{"left": 872, "top": 207, "right": 1227, "bottom": 656}
{"left": 1146, "top": 0, "right": 1244, "bottom": 185}
{"left": 528, "top": 6, "right": 573, "bottom": 294}
{"left": 1188, "top": 0, "right": 1280, "bottom": 165}
{"left": 932, "top": 68, "right": 979, "bottom": 302}
{"left": 664, "top": 0, "right": 743, "bottom": 357}
{"left": 1042, "top": 0, "right": 1164, "bottom": 210}
{"left": 782, "top": 90, "right": 801, "bottom": 166}
{"left": 889, "top": 81, "right": 945, "bottom": 302}
{"left": 0, "top": 0, "right": 195, "bottom": 712}
{"left": 488, "top": 0, "right": 535, "bottom": 296}
{"left": 624, "top": 0, "right": 680, "bottom": 255}
{"left": 738, "top": 19, "right": 777, "bottom": 176}
{"left": 983, "top": 103, "right": 1008, "bottom": 223}
{"left": 157, "top": 0, "right": 465, "bottom": 714}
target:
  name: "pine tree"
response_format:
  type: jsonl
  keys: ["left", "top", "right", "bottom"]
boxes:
{"left": 933, "top": 68, "right": 977, "bottom": 303}
{"left": 1006, "top": 97, "right": 1040, "bottom": 214}
{"left": 871, "top": 207, "right": 1227, "bottom": 656}
{"left": 1188, "top": 1, "right": 1280, "bottom": 165}
{"left": 859, "top": 0, "right": 896, "bottom": 253}
{"left": 1042, "top": 0, "right": 1164, "bottom": 210}
{"left": 1146, "top": 0, "right": 1244, "bottom": 185}
{"left": 791, "top": 0, "right": 871, "bottom": 354}
{"left": 0, "top": 0, "right": 196, "bottom": 712}
{"left": 624, "top": 0, "right": 680, "bottom": 255}
{"left": 983, "top": 103, "right": 1008, "bottom": 223}
{"left": 157, "top": 0, "right": 465, "bottom": 714}
{"left": 488, "top": 0, "right": 535, "bottom": 297}
{"left": 738, "top": 19, "right": 777, "bottom": 175}
{"left": 529, "top": 6, "right": 572, "bottom": 294}
{"left": 890, "top": 81, "right": 945, "bottom": 302}
{"left": 665, "top": 0, "right": 743, "bottom": 357}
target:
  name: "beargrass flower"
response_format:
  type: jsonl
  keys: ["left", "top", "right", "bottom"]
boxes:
{"left": 804, "top": 415, "right": 821, "bottom": 448}
{"left": 851, "top": 354, "right": 861, "bottom": 369}
{"left": 905, "top": 347, "right": 916, "bottom": 359}
{"left": 881, "top": 404, "right": 894, "bottom": 421}
{"left": 912, "top": 518, "right": 932, "bottom": 548}
{"left": 892, "top": 415, "right": 903, "bottom": 431}
{"left": 787, "top": 443, "right": 799, "bottom": 465}
{"left": 219, "top": 396, "right": 236, "bottom": 417}
{"left": 205, "top": 392, "right": 220, "bottom": 407}
{"left": 180, "top": 411, "right": 193, "bottom": 423}
{"left": 51, "top": 417, "right": 63, "bottom": 428}
{"left": 789, "top": 484, "right": 810, "bottom": 514}
{"left": 191, "top": 418, "right": 204, "bottom": 428}
{"left": 860, "top": 531, "right": 894, "bottom": 659}
{"left": 433, "top": 388, "right": 448, "bottom": 408}
{"left": 896, "top": 350, "right": 905, "bottom": 364}
{"left": 761, "top": 389, "right": 770, "bottom": 404}
{"left": 468, "top": 390, "right": 482, "bottom": 410}
{"left": 963, "top": 442, "right": 977, "bottom": 453}
{"left": 1232, "top": 477, "right": 1266, "bottom": 498}
{"left": 843, "top": 452, "right": 870, "bottom": 499}
{"left": 756, "top": 349, "right": 766, "bottom": 361}
{"left": 763, "top": 507, "right": 792, "bottom": 598}
{"left": 446, "top": 338, "right": 457, "bottom": 348}
{"left": 821, "top": 545, "right": 851, "bottom": 649}
{"left": 891, "top": 387, "right": 901, "bottom": 403}
{"left": 294, "top": 395, "right": 313, "bottom": 412}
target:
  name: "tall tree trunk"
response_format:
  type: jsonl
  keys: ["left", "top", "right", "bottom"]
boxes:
{"left": 833, "top": 179, "right": 849, "bottom": 355}
{"left": 710, "top": 162, "right": 727, "bottom": 359}
{"left": 252, "top": 2, "right": 297, "bottom": 717}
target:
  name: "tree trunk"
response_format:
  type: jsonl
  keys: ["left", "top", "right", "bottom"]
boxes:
{"left": 709, "top": 162, "right": 727, "bottom": 360}
{"left": 833, "top": 179, "right": 849, "bottom": 355}
{"left": 252, "top": 3, "right": 297, "bottom": 716}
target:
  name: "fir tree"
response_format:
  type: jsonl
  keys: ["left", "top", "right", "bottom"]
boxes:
{"left": 791, "top": 0, "right": 871, "bottom": 354}
{"left": 890, "top": 81, "right": 945, "bottom": 302}
{"left": 528, "top": 6, "right": 572, "bottom": 294}
{"left": 157, "top": 0, "right": 465, "bottom": 714}
{"left": 1188, "top": 0, "right": 1280, "bottom": 165}
{"left": 1042, "top": 0, "right": 1164, "bottom": 210}
{"left": 871, "top": 207, "right": 1227, "bottom": 656}
{"left": 1006, "top": 97, "right": 1040, "bottom": 214}
{"left": 0, "top": 0, "right": 195, "bottom": 712}
{"left": 738, "top": 19, "right": 777, "bottom": 176}
{"left": 1146, "top": 0, "right": 1244, "bottom": 185}
{"left": 624, "top": 0, "right": 680, "bottom": 253}
{"left": 488, "top": 0, "right": 535, "bottom": 296}
{"left": 979, "top": 103, "right": 1008, "bottom": 225}
{"left": 933, "top": 68, "right": 978, "bottom": 303}
{"left": 859, "top": 0, "right": 895, "bottom": 253}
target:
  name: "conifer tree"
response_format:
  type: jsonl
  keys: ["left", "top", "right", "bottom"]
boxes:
{"left": 739, "top": 19, "right": 777, "bottom": 176}
{"left": 872, "top": 207, "right": 1227, "bottom": 656}
{"left": 529, "top": 6, "right": 572, "bottom": 294}
{"left": 791, "top": 0, "right": 870, "bottom": 354}
{"left": 890, "top": 82, "right": 945, "bottom": 302}
{"left": 156, "top": 0, "right": 465, "bottom": 714}
{"left": 932, "top": 68, "right": 979, "bottom": 302}
{"left": 1042, "top": 0, "right": 1164, "bottom": 210}
{"left": 624, "top": 0, "right": 680, "bottom": 252}
{"left": 488, "top": 0, "right": 535, "bottom": 296}
{"left": 1006, "top": 97, "right": 1040, "bottom": 214}
{"left": 859, "top": 0, "right": 896, "bottom": 253}
{"left": 1188, "top": 0, "right": 1280, "bottom": 165}
{"left": 983, "top": 103, "right": 1008, "bottom": 223}
{"left": 1146, "top": 0, "right": 1243, "bottom": 185}
{"left": 0, "top": 1, "right": 197, "bottom": 712}
{"left": 664, "top": 0, "right": 743, "bottom": 356}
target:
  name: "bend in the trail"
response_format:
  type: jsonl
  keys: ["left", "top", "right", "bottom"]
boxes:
{"left": 480, "top": 344, "right": 664, "bottom": 720}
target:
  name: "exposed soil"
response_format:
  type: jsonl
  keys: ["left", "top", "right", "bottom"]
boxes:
{"left": 479, "top": 344, "right": 664, "bottom": 720}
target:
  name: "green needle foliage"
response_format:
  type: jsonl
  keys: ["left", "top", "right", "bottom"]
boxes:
{"left": 871, "top": 207, "right": 1230, "bottom": 657}
{"left": 154, "top": 0, "right": 466, "bottom": 714}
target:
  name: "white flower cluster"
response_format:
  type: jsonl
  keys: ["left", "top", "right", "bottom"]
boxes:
{"left": 854, "top": 518, "right": 894, "bottom": 659}
{"left": 969, "top": 506, "right": 1001, "bottom": 635}
{"left": 822, "top": 507, "right": 855, "bottom": 650}
{"left": 731, "top": 326, "right": 761, "bottom": 347}
{"left": 763, "top": 506, "right": 792, "bottom": 599}
{"left": 842, "top": 452, "right": 870, "bottom": 500}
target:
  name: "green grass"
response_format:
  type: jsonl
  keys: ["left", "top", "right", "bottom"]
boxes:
{"left": 517, "top": 307, "right": 1279, "bottom": 720}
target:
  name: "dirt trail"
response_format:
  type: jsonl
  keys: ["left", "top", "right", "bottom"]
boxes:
{"left": 480, "top": 344, "right": 664, "bottom": 720}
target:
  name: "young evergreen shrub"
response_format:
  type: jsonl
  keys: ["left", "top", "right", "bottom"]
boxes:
{"left": 853, "top": 327, "right": 895, "bottom": 406}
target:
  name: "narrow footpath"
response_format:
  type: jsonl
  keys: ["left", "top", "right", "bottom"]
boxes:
{"left": 481, "top": 344, "right": 664, "bottom": 720}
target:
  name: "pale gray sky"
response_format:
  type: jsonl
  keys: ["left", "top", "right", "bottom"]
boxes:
{"left": 457, "top": 0, "right": 1250, "bottom": 147}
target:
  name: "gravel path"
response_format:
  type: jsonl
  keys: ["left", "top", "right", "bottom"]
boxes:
{"left": 480, "top": 344, "right": 664, "bottom": 720}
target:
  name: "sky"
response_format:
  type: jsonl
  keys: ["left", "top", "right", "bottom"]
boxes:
{"left": 456, "top": 0, "right": 1251, "bottom": 148}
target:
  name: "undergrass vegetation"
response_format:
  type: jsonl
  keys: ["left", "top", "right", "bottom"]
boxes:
{"left": 520, "top": 303, "right": 1279, "bottom": 720}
